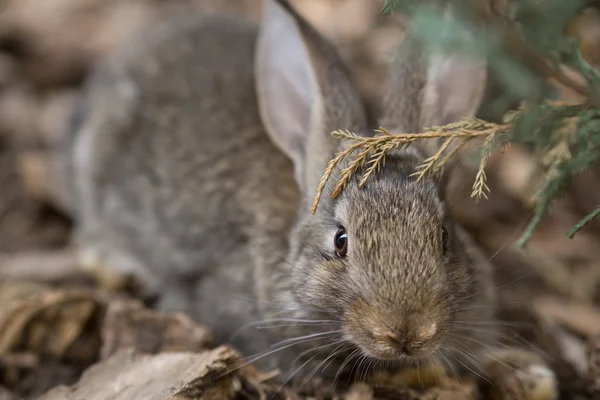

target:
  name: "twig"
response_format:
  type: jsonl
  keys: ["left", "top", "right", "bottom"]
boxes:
{"left": 311, "top": 119, "right": 508, "bottom": 213}
{"left": 411, "top": 137, "right": 455, "bottom": 180}
{"left": 568, "top": 204, "right": 600, "bottom": 238}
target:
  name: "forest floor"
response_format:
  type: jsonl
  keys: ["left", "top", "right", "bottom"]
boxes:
{"left": 0, "top": 1, "right": 599, "bottom": 399}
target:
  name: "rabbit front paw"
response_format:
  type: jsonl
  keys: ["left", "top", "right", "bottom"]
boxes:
{"left": 482, "top": 348, "right": 558, "bottom": 400}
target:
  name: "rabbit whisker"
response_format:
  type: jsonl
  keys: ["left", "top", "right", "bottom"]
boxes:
{"left": 441, "top": 346, "right": 492, "bottom": 386}
{"left": 436, "top": 350, "right": 460, "bottom": 381}
{"left": 271, "top": 330, "right": 344, "bottom": 349}
{"left": 351, "top": 354, "right": 368, "bottom": 383}
{"left": 453, "top": 340, "right": 518, "bottom": 371}
{"left": 460, "top": 271, "right": 534, "bottom": 303}
{"left": 465, "top": 209, "right": 534, "bottom": 281}
{"left": 452, "top": 320, "right": 531, "bottom": 329}
{"left": 228, "top": 311, "right": 336, "bottom": 341}
{"left": 320, "top": 343, "right": 354, "bottom": 374}
{"left": 356, "top": 355, "right": 368, "bottom": 382}
{"left": 222, "top": 327, "right": 346, "bottom": 381}
{"left": 294, "top": 341, "right": 352, "bottom": 393}
{"left": 365, "top": 356, "right": 377, "bottom": 381}
{"left": 217, "top": 334, "right": 331, "bottom": 380}
{"left": 257, "top": 319, "right": 339, "bottom": 329}
{"left": 450, "top": 326, "right": 549, "bottom": 360}
{"left": 441, "top": 344, "right": 486, "bottom": 376}
{"left": 361, "top": 355, "right": 376, "bottom": 382}
{"left": 211, "top": 290, "right": 329, "bottom": 313}
{"left": 249, "top": 236, "right": 313, "bottom": 279}
{"left": 289, "top": 339, "right": 346, "bottom": 370}
{"left": 453, "top": 302, "right": 531, "bottom": 312}
{"left": 333, "top": 348, "right": 362, "bottom": 387}
{"left": 274, "top": 340, "right": 344, "bottom": 397}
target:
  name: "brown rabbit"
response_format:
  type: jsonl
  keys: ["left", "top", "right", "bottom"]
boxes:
{"left": 68, "top": 0, "right": 557, "bottom": 395}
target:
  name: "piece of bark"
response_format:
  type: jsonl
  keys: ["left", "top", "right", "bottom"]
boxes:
{"left": 40, "top": 346, "right": 244, "bottom": 400}
{"left": 100, "top": 299, "right": 213, "bottom": 359}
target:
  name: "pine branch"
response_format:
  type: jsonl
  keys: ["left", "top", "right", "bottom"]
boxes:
{"left": 412, "top": 137, "right": 455, "bottom": 180}
{"left": 311, "top": 119, "right": 509, "bottom": 214}
{"left": 568, "top": 204, "right": 600, "bottom": 237}
{"left": 379, "top": 0, "right": 600, "bottom": 246}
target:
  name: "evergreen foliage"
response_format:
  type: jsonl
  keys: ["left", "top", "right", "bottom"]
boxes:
{"left": 313, "top": 0, "right": 600, "bottom": 248}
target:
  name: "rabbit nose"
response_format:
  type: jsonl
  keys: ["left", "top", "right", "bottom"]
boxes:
{"left": 378, "top": 321, "right": 438, "bottom": 354}
{"left": 383, "top": 331, "right": 409, "bottom": 353}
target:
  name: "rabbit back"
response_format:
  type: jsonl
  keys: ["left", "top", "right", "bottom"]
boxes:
{"left": 71, "top": 13, "right": 301, "bottom": 359}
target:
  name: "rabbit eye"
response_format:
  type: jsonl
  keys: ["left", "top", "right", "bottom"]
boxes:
{"left": 334, "top": 228, "right": 348, "bottom": 258}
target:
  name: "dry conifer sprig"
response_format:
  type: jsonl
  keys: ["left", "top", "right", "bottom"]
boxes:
{"left": 310, "top": 119, "right": 510, "bottom": 214}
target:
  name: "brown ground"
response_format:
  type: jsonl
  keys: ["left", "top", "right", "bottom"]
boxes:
{"left": 0, "top": 1, "right": 599, "bottom": 399}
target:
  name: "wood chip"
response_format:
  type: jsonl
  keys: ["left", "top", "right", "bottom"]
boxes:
{"left": 40, "top": 346, "right": 243, "bottom": 400}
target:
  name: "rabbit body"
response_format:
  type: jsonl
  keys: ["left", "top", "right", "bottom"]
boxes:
{"left": 69, "top": 0, "right": 557, "bottom": 393}
{"left": 71, "top": 14, "right": 304, "bottom": 368}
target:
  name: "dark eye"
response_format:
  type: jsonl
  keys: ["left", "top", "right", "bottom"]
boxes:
{"left": 441, "top": 226, "right": 449, "bottom": 253}
{"left": 334, "top": 228, "right": 348, "bottom": 258}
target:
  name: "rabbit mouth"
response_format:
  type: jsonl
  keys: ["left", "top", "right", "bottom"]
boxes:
{"left": 344, "top": 328, "right": 440, "bottom": 362}
{"left": 357, "top": 343, "right": 439, "bottom": 363}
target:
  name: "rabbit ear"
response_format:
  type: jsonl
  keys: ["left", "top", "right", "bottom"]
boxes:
{"left": 419, "top": 4, "right": 487, "bottom": 128}
{"left": 255, "top": 0, "right": 324, "bottom": 188}
{"left": 419, "top": 49, "right": 487, "bottom": 129}
{"left": 382, "top": 5, "right": 487, "bottom": 136}
{"left": 380, "top": 6, "right": 487, "bottom": 192}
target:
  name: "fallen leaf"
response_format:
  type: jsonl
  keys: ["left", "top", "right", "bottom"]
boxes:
{"left": 40, "top": 346, "right": 244, "bottom": 400}
{"left": 100, "top": 299, "right": 213, "bottom": 359}
{"left": 0, "top": 283, "right": 103, "bottom": 364}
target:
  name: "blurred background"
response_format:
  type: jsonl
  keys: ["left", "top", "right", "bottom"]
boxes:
{"left": 0, "top": 0, "right": 599, "bottom": 399}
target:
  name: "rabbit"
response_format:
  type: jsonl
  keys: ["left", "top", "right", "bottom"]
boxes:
{"left": 68, "top": 0, "right": 558, "bottom": 395}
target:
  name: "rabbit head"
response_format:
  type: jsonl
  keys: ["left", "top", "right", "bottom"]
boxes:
{"left": 256, "top": 0, "right": 490, "bottom": 362}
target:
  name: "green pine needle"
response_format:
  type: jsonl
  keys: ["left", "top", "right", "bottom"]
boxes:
{"left": 568, "top": 204, "right": 600, "bottom": 238}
